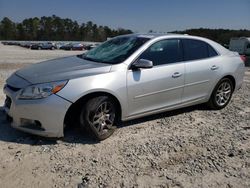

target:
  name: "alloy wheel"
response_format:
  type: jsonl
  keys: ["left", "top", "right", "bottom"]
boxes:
{"left": 89, "top": 101, "right": 115, "bottom": 134}
{"left": 215, "top": 81, "right": 232, "bottom": 106}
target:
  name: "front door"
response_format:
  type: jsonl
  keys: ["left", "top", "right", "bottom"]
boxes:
{"left": 126, "top": 39, "right": 185, "bottom": 117}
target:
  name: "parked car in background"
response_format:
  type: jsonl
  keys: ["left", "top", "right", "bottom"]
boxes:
{"left": 59, "top": 43, "right": 73, "bottom": 50}
{"left": 72, "top": 43, "right": 85, "bottom": 50}
{"left": 84, "top": 43, "right": 100, "bottom": 50}
{"left": 55, "top": 42, "right": 65, "bottom": 49}
{"left": 31, "top": 42, "right": 56, "bottom": 50}
{"left": 60, "top": 43, "right": 84, "bottom": 51}
{"left": 1, "top": 41, "right": 20, "bottom": 45}
{"left": 1, "top": 41, "right": 8, "bottom": 45}
{"left": 83, "top": 44, "right": 92, "bottom": 50}
{"left": 20, "top": 42, "right": 33, "bottom": 48}
{"left": 229, "top": 37, "right": 250, "bottom": 55}
{"left": 3, "top": 34, "right": 246, "bottom": 140}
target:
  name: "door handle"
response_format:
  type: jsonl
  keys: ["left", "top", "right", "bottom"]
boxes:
{"left": 172, "top": 72, "right": 182, "bottom": 78}
{"left": 211, "top": 65, "right": 219, "bottom": 70}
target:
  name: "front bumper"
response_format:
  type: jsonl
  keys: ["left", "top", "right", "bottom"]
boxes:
{"left": 3, "top": 85, "right": 72, "bottom": 137}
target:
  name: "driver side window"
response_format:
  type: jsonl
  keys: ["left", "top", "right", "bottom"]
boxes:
{"left": 139, "top": 39, "right": 183, "bottom": 66}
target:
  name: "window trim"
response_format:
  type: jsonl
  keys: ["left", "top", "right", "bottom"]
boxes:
{"left": 128, "top": 38, "right": 184, "bottom": 69}
{"left": 128, "top": 37, "right": 220, "bottom": 70}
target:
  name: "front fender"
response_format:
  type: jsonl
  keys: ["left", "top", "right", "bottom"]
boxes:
{"left": 57, "top": 70, "right": 128, "bottom": 119}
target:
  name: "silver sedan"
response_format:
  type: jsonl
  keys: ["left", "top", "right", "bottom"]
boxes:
{"left": 3, "top": 34, "right": 246, "bottom": 140}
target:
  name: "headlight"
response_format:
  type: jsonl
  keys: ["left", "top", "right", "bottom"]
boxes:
{"left": 17, "top": 80, "right": 68, "bottom": 100}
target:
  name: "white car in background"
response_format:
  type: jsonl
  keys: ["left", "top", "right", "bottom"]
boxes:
{"left": 229, "top": 37, "right": 250, "bottom": 55}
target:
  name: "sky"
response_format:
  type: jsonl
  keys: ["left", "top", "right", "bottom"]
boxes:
{"left": 0, "top": 0, "right": 250, "bottom": 32}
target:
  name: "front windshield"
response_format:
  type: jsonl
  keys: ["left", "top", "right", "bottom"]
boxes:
{"left": 83, "top": 36, "right": 150, "bottom": 64}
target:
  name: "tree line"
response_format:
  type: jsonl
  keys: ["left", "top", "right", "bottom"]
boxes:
{"left": 172, "top": 28, "right": 250, "bottom": 46}
{"left": 0, "top": 15, "right": 133, "bottom": 42}
{"left": 1, "top": 15, "right": 250, "bottom": 44}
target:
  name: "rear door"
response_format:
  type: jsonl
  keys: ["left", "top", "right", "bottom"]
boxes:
{"left": 182, "top": 39, "right": 221, "bottom": 103}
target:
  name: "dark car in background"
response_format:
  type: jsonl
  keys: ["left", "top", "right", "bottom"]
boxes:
{"left": 31, "top": 42, "right": 56, "bottom": 50}
{"left": 60, "top": 43, "right": 84, "bottom": 51}
{"left": 72, "top": 43, "right": 85, "bottom": 50}
{"left": 59, "top": 43, "right": 73, "bottom": 50}
{"left": 2, "top": 41, "right": 21, "bottom": 46}
{"left": 84, "top": 43, "right": 100, "bottom": 50}
{"left": 20, "top": 42, "right": 33, "bottom": 48}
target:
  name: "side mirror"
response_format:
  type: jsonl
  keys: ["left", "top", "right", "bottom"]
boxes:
{"left": 131, "top": 59, "right": 153, "bottom": 70}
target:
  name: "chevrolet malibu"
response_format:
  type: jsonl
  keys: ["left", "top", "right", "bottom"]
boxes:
{"left": 3, "top": 34, "right": 245, "bottom": 140}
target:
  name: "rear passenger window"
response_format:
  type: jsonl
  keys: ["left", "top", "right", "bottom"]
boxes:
{"left": 208, "top": 44, "right": 218, "bottom": 57}
{"left": 183, "top": 39, "right": 208, "bottom": 61}
{"left": 140, "top": 39, "right": 182, "bottom": 66}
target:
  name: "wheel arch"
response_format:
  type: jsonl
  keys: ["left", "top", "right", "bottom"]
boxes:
{"left": 207, "top": 74, "right": 236, "bottom": 109}
{"left": 63, "top": 91, "right": 122, "bottom": 129}
{"left": 208, "top": 74, "right": 236, "bottom": 101}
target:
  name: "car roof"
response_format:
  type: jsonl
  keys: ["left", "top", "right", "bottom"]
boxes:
{"left": 120, "top": 33, "right": 186, "bottom": 39}
{"left": 121, "top": 33, "right": 221, "bottom": 42}
{"left": 119, "top": 33, "right": 230, "bottom": 55}
{"left": 120, "top": 33, "right": 220, "bottom": 43}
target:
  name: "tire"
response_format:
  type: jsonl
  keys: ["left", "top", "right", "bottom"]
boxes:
{"left": 38, "top": 46, "right": 41, "bottom": 50}
{"left": 80, "top": 96, "right": 117, "bottom": 140}
{"left": 207, "top": 78, "right": 233, "bottom": 110}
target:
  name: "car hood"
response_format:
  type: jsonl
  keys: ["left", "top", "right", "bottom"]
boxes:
{"left": 15, "top": 56, "right": 112, "bottom": 84}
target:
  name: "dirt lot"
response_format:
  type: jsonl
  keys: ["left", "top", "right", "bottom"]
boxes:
{"left": 0, "top": 44, "right": 249, "bottom": 188}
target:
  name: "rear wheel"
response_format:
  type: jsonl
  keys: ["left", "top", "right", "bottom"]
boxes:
{"left": 207, "top": 78, "right": 233, "bottom": 109}
{"left": 80, "top": 96, "right": 117, "bottom": 140}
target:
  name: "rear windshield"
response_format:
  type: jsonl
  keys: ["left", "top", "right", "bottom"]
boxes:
{"left": 83, "top": 36, "right": 150, "bottom": 64}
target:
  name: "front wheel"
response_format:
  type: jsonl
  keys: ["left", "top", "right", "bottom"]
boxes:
{"left": 80, "top": 96, "right": 117, "bottom": 140}
{"left": 207, "top": 78, "right": 233, "bottom": 109}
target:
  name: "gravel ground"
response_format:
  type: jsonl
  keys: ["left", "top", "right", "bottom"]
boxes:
{"left": 0, "top": 44, "right": 249, "bottom": 188}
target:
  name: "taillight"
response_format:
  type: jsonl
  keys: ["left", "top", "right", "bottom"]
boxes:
{"left": 240, "top": 55, "right": 247, "bottom": 63}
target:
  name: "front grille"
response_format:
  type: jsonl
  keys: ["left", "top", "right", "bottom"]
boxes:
{"left": 4, "top": 96, "right": 12, "bottom": 109}
{"left": 6, "top": 84, "right": 21, "bottom": 92}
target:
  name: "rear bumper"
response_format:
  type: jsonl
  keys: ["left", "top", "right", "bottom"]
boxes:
{"left": 3, "top": 86, "right": 72, "bottom": 137}
{"left": 235, "top": 64, "right": 246, "bottom": 91}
